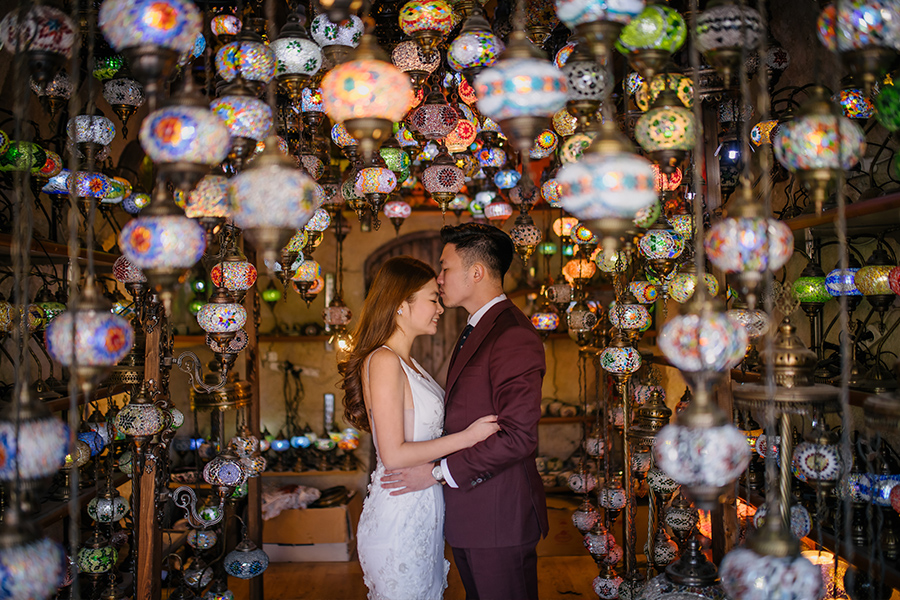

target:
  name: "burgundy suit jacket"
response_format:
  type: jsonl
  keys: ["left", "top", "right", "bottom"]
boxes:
{"left": 442, "top": 299, "right": 550, "bottom": 549}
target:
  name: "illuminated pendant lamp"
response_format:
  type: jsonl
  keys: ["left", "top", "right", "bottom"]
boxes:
{"left": 474, "top": 25, "right": 567, "bottom": 154}
{"left": 510, "top": 207, "right": 543, "bottom": 262}
{"left": 447, "top": 5, "right": 504, "bottom": 85}
{"left": 423, "top": 149, "right": 466, "bottom": 215}
{"left": 557, "top": 118, "right": 656, "bottom": 258}
{"left": 635, "top": 86, "right": 696, "bottom": 173}
{"left": 321, "top": 31, "right": 415, "bottom": 163}
{"left": 118, "top": 185, "right": 207, "bottom": 309}
{"left": 102, "top": 70, "right": 145, "bottom": 137}
{"left": 817, "top": 0, "right": 900, "bottom": 92}
{"left": 211, "top": 241, "right": 258, "bottom": 304}
{"left": 704, "top": 186, "right": 794, "bottom": 309}
{"left": 215, "top": 29, "right": 276, "bottom": 97}
{"left": 695, "top": 0, "right": 763, "bottom": 86}
{"left": 409, "top": 88, "right": 460, "bottom": 140}
{"left": 272, "top": 7, "right": 323, "bottom": 104}
{"left": 563, "top": 44, "right": 609, "bottom": 131}
{"left": 355, "top": 159, "right": 397, "bottom": 224}
{"left": 856, "top": 245, "right": 896, "bottom": 323}
{"left": 230, "top": 136, "right": 320, "bottom": 269}
{"left": 773, "top": 86, "right": 865, "bottom": 216}
{"left": 638, "top": 217, "right": 685, "bottom": 281}
{"left": 30, "top": 70, "right": 74, "bottom": 119}
{"left": 0, "top": 4, "right": 74, "bottom": 84}
{"left": 0, "top": 505, "right": 65, "bottom": 600}
{"left": 615, "top": 4, "right": 687, "bottom": 81}
{"left": 399, "top": 0, "right": 455, "bottom": 59}
{"left": 99, "top": 0, "right": 202, "bottom": 103}
{"left": 211, "top": 77, "right": 274, "bottom": 172}
{"left": 553, "top": 0, "right": 644, "bottom": 61}
{"left": 140, "top": 75, "right": 231, "bottom": 192}
{"left": 392, "top": 40, "right": 441, "bottom": 90}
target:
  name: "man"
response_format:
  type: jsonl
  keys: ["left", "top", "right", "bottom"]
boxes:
{"left": 382, "top": 223, "right": 549, "bottom": 600}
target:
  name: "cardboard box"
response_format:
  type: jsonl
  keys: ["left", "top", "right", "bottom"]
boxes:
{"left": 262, "top": 492, "right": 363, "bottom": 562}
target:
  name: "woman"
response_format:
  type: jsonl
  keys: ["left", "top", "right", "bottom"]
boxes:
{"left": 339, "top": 256, "right": 499, "bottom": 600}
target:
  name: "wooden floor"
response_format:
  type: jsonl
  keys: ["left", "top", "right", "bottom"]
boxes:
{"left": 230, "top": 552, "right": 599, "bottom": 599}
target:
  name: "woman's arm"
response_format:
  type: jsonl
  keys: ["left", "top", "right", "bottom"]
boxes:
{"left": 365, "top": 349, "right": 498, "bottom": 470}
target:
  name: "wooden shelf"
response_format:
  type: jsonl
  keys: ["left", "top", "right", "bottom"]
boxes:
{"left": 36, "top": 472, "right": 129, "bottom": 529}
{"left": 784, "top": 192, "right": 900, "bottom": 234}
{"left": 0, "top": 232, "right": 120, "bottom": 267}
{"left": 33, "top": 383, "right": 130, "bottom": 413}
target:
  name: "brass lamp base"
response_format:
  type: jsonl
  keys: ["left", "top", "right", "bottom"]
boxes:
{"left": 498, "top": 115, "right": 550, "bottom": 154}
{"left": 412, "top": 30, "right": 442, "bottom": 61}
{"left": 629, "top": 48, "right": 671, "bottom": 81}
{"left": 844, "top": 47, "right": 895, "bottom": 94}
{"left": 796, "top": 168, "right": 837, "bottom": 216}
{"left": 703, "top": 47, "right": 742, "bottom": 88}
{"left": 121, "top": 45, "right": 178, "bottom": 105}
{"left": 575, "top": 21, "right": 624, "bottom": 62}
{"left": 649, "top": 148, "right": 687, "bottom": 174}
{"left": 277, "top": 73, "right": 311, "bottom": 102}
{"left": 344, "top": 117, "right": 394, "bottom": 164}
{"left": 158, "top": 161, "right": 209, "bottom": 193}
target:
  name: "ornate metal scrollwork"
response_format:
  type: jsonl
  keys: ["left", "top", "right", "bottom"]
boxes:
{"left": 172, "top": 486, "right": 226, "bottom": 528}
{"left": 165, "top": 350, "right": 227, "bottom": 394}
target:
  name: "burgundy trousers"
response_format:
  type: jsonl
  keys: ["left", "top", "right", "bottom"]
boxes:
{"left": 450, "top": 542, "right": 539, "bottom": 600}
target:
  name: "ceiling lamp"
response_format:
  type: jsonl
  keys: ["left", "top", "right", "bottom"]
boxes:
{"left": 615, "top": 4, "right": 687, "bottom": 80}
{"left": 211, "top": 250, "right": 258, "bottom": 304}
{"left": 638, "top": 222, "right": 685, "bottom": 280}
{"left": 224, "top": 531, "right": 270, "bottom": 579}
{"left": 301, "top": 87, "right": 327, "bottom": 129}
{"left": 608, "top": 295, "right": 651, "bottom": 344}
{"left": 118, "top": 186, "right": 206, "bottom": 306}
{"left": 629, "top": 280, "right": 658, "bottom": 304}
{"left": 531, "top": 300, "right": 560, "bottom": 336}
{"left": 230, "top": 136, "right": 320, "bottom": 268}
{"left": 198, "top": 286, "right": 247, "bottom": 347}
{"left": 140, "top": 76, "right": 231, "bottom": 192}
{"left": 30, "top": 70, "right": 74, "bottom": 119}
{"left": 530, "top": 129, "right": 559, "bottom": 159}
{"left": 695, "top": 0, "right": 764, "bottom": 86}
{"left": 384, "top": 198, "right": 412, "bottom": 234}
{"left": 211, "top": 78, "right": 274, "bottom": 172}
{"left": 668, "top": 269, "right": 719, "bottom": 304}
{"left": 423, "top": 149, "right": 466, "bottom": 214}
{"left": 750, "top": 119, "right": 779, "bottom": 146}
{"left": 483, "top": 200, "right": 513, "bottom": 226}
{"left": 773, "top": 86, "right": 866, "bottom": 215}
{"left": 655, "top": 295, "right": 750, "bottom": 507}
{"left": 321, "top": 32, "right": 415, "bottom": 163}
{"left": 817, "top": 1, "right": 900, "bottom": 91}
{"left": 409, "top": 89, "right": 460, "bottom": 140}
{"left": 216, "top": 30, "right": 276, "bottom": 96}
{"left": 45, "top": 281, "right": 135, "bottom": 391}
{"left": 510, "top": 209, "right": 543, "bottom": 261}
{"left": 635, "top": 71, "right": 693, "bottom": 111}
{"left": 102, "top": 72, "right": 145, "bottom": 137}
{"left": 562, "top": 45, "right": 609, "bottom": 131}
{"left": 635, "top": 87, "right": 696, "bottom": 173}
{"left": 541, "top": 177, "right": 562, "bottom": 208}
{"left": 99, "top": 0, "right": 202, "bottom": 101}
{"left": 704, "top": 187, "right": 794, "bottom": 308}
{"left": 399, "top": 0, "right": 454, "bottom": 59}
{"left": 211, "top": 14, "right": 241, "bottom": 43}
{"left": 67, "top": 113, "right": 115, "bottom": 163}
{"left": 553, "top": 0, "right": 644, "bottom": 60}
{"left": 474, "top": 27, "right": 567, "bottom": 153}
{"left": 310, "top": 14, "right": 364, "bottom": 66}
{"left": 0, "top": 509, "right": 65, "bottom": 600}
{"left": 186, "top": 174, "right": 232, "bottom": 231}
{"left": 0, "top": 4, "right": 74, "bottom": 84}
{"left": 272, "top": 8, "right": 323, "bottom": 103}
{"left": 557, "top": 119, "right": 656, "bottom": 256}
{"left": 447, "top": 7, "right": 504, "bottom": 84}
{"left": 391, "top": 39, "right": 440, "bottom": 89}
{"left": 835, "top": 85, "right": 875, "bottom": 119}
{"left": 355, "top": 161, "right": 397, "bottom": 219}
{"left": 0, "top": 385, "right": 68, "bottom": 489}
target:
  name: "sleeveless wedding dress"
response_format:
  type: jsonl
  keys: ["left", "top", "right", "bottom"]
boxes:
{"left": 357, "top": 347, "right": 450, "bottom": 600}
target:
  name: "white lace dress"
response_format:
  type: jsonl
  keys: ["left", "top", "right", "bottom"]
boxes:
{"left": 357, "top": 349, "right": 450, "bottom": 600}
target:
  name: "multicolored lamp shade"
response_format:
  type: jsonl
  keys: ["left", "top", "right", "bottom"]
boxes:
{"left": 727, "top": 306, "right": 770, "bottom": 339}
{"left": 0, "top": 389, "right": 68, "bottom": 481}
{"left": 119, "top": 210, "right": 206, "bottom": 273}
{"left": 615, "top": 4, "right": 687, "bottom": 61}
{"left": 668, "top": 271, "right": 719, "bottom": 304}
{"left": 836, "top": 87, "right": 875, "bottom": 119}
{"left": 301, "top": 87, "right": 325, "bottom": 114}
{"left": 71, "top": 172, "right": 111, "bottom": 198}
{"left": 608, "top": 300, "right": 651, "bottom": 331}
{"left": 186, "top": 175, "right": 231, "bottom": 220}
{"left": 216, "top": 36, "right": 277, "bottom": 87}
{"left": 483, "top": 201, "right": 513, "bottom": 224}
{"left": 476, "top": 147, "right": 507, "bottom": 170}
{"left": 705, "top": 213, "right": 794, "bottom": 280}
{"left": 659, "top": 308, "right": 748, "bottom": 374}
{"left": 210, "top": 95, "right": 273, "bottom": 142}
{"left": 99, "top": 0, "right": 201, "bottom": 54}
{"left": 635, "top": 100, "right": 696, "bottom": 170}
{"left": 224, "top": 539, "right": 269, "bottom": 579}
{"left": 0, "top": 4, "right": 75, "bottom": 80}
{"left": 0, "top": 528, "right": 65, "bottom": 598}
{"left": 310, "top": 14, "right": 363, "bottom": 53}
{"left": 198, "top": 298, "right": 247, "bottom": 338}
{"left": 855, "top": 264, "right": 893, "bottom": 296}
{"left": 115, "top": 395, "right": 166, "bottom": 440}
{"left": 827, "top": 264, "right": 862, "bottom": 297}
{"left": 750, "top": 119, "right": 779, "bottom": 146}
{"left": 45, "top": 302, "right": 134, "bottom": 372}
{"left": 140, "top": 105, "right": 231, "bottom": 168}
{"left": 409, "top": 93, "right": 460, "bottom": 139}
{"left": 211, "top": 261, "right": 258, "bottom": 297}
{"left": 552, "top": 108, "right": 578, "bottom": 136}
{"left": 530, "top": 129, "right": 558, "bottom": 159}
{"left": 636, "top": 73, "right": 693, "bottom": 111}
{"left": 355, "top": 166, "right": 397, "bottom": 197}
{"left": 305, "top": 208, "right": 332, "bottom": 232}
{"left": 122, "top": 191, "right": 151, "bottom": 214}
{"left": 271, "top": 12, "right": 322, "bottom": 90}
{"left": 67, "top": 114, "right": 116, "bottom": 147}
{"left": 558, "top": 150, "right": 657, "bottom": 220}
{"left": 399, "top": 0, "right": 455, "bottom": 56}
{"left": 445, "top": 116, "right": 478, "bottom": 153}
{"left": 391, "top": 40, "right": 440, "bottom": 83}
{"left": 553, "top": 0, "right": 644, "bottom": 33}
{"left": 599, "top": 343, "right": 642, "bottom": 375}
{"left": 638, "top": 228, "right": 685, "bottom": 262}
{"left": 629, "top": 281, "right": 658, "bottom": 304}
{"left": 720, "top": 549, "right": 822, "bottom": 600}
{"left": 448, "top": 30, "right": 504, "bottom": 75}
{"left": 540, "top": 178, "right": 563, "bottom": 207}
{"left": 531, "top": 301, "right": 560, "bottom": 333}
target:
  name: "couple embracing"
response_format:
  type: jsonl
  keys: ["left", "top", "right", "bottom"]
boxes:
{"left": 338, "top": 223, "right": 549, "bottom": 600}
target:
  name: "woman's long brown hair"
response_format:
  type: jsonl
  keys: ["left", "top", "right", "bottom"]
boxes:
{"left": 338, "top": 255, "right": 437, "bottom": 431}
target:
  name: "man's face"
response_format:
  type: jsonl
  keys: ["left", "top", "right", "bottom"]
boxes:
{"left": 437, "top": 243, "right": 472, "bottom": 309}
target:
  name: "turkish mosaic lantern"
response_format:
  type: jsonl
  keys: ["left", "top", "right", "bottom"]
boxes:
{"left": 271, "top": 9, "right": 323, "bottom": 101}
{"left": 423, "top": 150, "right": 466, "bottom": 213}
{"left": 695, "top": 0, "right": 764, "bottom": 85}
{"left": 409, "top": 89, "right": 460, "bottom": 140}
{"left": 635, "top": 87, "right": 696, "bottom": 173}
{"left": 102, "top": 74, "right": 145, "bottom": 137}
{"left": 0, "top": 3, "right": 75, "bottom": 84}
{"left": 553, "top": 0, "right": 644, "bottom": 60}
{"left": 615, "top": 4, "right": 687, "bottom": 81}
{"left": 310, "top": 14, "right": 363, "bottom": 66}
{"left": 210, "top": 80, "right": 274, "bottom": 172}
{"left": 399, "top": 0, "right": 454, "bottom": 58}
{"left": 224, "top": 534, "right": 270, "bottom": 579}
{"left": 391, "top": 39, "right": 440, "bottom": 90}
{"left": 447, "top": 8, "right": 504, "bottom": 83}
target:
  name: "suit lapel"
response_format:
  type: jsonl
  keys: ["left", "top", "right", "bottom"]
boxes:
{"left": 445, "top": 300, "right": 513, "bottom": 399}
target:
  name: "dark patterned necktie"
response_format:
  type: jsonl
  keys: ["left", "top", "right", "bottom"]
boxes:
{"left": 455, "top": 324, "right": 474, "bottom": 355}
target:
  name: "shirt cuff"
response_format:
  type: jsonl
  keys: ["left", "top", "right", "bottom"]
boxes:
{"left": 441, "top": 457, "right": 459, "bottom": 488}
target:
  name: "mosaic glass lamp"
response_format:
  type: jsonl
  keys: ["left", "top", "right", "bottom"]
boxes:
{"left": 67, "top": 113, "right": 115, "bottom": 162}
{"left": 384, "top": 198, "right": 412, "bottom": 234}
{"left": 695, "top": 0, "right": 763, "bottom": 85}
{"left": 0, "top": 512, "right": 65, "bottom": 600}
{"left": 310, "top": 14, "right": 363, "bottom": 65}
{"left": 119, "top": 186, "right": 206, "bottom": 306}
{"left": 635, "top": 88, "right": 696, "bottom": 173}
{"left": 531, "top": 300, "right": 560, "bottom": 335}
{"left": 272, "top": 8, "right": 322, "bottom": 102}
{"left": 553, "top": 0, "right": 644, "bottom": 60}
{"left": 827, "top": 255, "right": 863, "bottom": 312}
{"left": 510, "top": 209, "right": 543, "bottom": 261}
{"left": 423, "top": 150, "right": 466, "bottom": 213}
{"left": 0, "top": 386, "right": 68, "bottom": 484}
{"left": 0, "top": 4, "right": 75, "bottom": 84}
{"left": 774, "top": 86, "right": 866, "bottom": 215}
{"left": 705, "top": 187, "right": 794, "bottom": 308}
{"left": 198, "top": 286, "right": 247, "bottom": 347}
{"left": 99, "top": 0, "right": 202, "bottom": 99}
{"left": 215, "top": 32, "right": 277, "bottom": 95}
{"left": 856, "top": 245, "right": 896, "bottom": 318}
{"left": 667, "top": 270, "right": 720, "bottom": 304}
{"left": 230, "top": 136, "right": 319, "bottom": 270}
{"left": 355, "top": 163, "right": 397, "bottom": 216}
{"left": 817, "top": 0, "right": 900, "bottom": 91}
{"left": 409, "top": 88, "right": 460, "bottom": 140}
{"left": 211, "top": 250, "right": 258, "bottom": 304}
{"left": 447, "top": 8, "right": 504, "bottom": 83}
{"left": 186, "top": 174, "right": 231, "bottom": 227}
{"left": 210, "top": 79, "right": 274, "bottom": 172}
{"left": 115, "top": 382, "right": 166, "bottom": 443}
{"left": 615, "top": 4, "right": 687, "bottom": 81}
{"left": 638, "top": 224, "right": 685, "bottom": 280}
{"left": 30, "top": 70, "right": 74, "bottom": 119}
{"left": 102, "top": 74, "right": 145, "bottom": 137}
{"left": 399, "top": 0, "right": 454, "bottom": 58}
{"left": 224, "top": 533, "right": 269, "bottom": 579}
{"left": 391, "top": 40, "right": 440, "bottom": 89}
{"left": 321, "top": 33, "right": 415, "bottom": 162}
{"left": 474, "top": 27, "right": 567, "bottom": 153}
{"left": 141, "top": 76, "right": 231, "bottom": 192}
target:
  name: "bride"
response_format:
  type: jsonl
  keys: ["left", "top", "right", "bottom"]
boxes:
{"left": 339, "top": 256, "right": 500, "bottom": 600}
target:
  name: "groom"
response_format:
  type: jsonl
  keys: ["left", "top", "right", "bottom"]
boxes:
{"left": 383, "top": 223, "right": 549, "bottom": 599}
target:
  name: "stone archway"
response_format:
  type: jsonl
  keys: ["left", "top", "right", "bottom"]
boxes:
{"left": 364, "top": 230, "right": 466, "bottom": 384}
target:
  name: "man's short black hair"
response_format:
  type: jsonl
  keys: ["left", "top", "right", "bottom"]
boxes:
{"left": 440, "top": 223, "right": 514, "bottom": 282}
